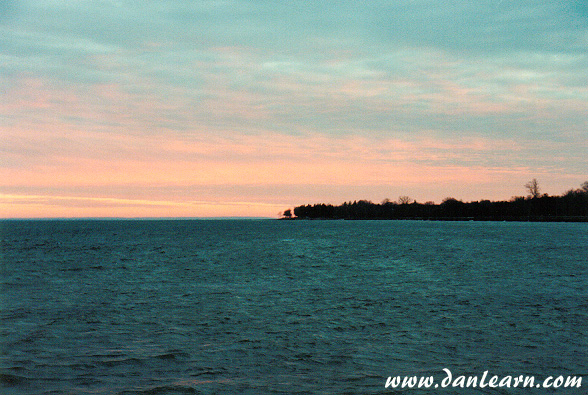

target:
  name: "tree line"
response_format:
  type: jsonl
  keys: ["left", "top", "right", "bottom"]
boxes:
{"left": 282, "top": 180, "right": 588, "bottom": 221}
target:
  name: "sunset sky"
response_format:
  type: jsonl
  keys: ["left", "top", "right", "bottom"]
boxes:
{"left": 1, "top": 1, "right": 587, "bottom": 218}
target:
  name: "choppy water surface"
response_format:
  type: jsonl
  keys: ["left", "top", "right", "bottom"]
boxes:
{"left": 1, "top": 220, "right": 587, "bottom": 394}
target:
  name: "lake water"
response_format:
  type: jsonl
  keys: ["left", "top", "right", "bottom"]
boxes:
{"left": 1, "top": 219, "right": 587, "bottom": 394}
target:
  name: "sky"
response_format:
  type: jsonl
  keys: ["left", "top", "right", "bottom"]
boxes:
{"left": 1, "top": 0, "right": 587, "bottom": 218}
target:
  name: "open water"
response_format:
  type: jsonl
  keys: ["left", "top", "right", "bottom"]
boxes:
{"left": 1, "top": 219, "right": 587, "bottom": 394}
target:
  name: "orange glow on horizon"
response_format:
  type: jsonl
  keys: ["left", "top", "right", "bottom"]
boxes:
{"left": 2, "top": 128, "right": 580, "bottom": 218}
{"left": 0, "top": 194, "right": 285, "bottom": 218}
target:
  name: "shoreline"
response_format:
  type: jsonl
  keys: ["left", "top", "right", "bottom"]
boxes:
{"left": 280, "top": 216, "right": 588, "bottom": 222}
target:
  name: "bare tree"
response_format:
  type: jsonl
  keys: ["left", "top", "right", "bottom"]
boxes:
{"left": 582, "top": 181, "right": 588, "bottom": 194}
{"left": 397, "top": 196, "right": 412, "bottom": 205}
{"left": 525, "top": 178, "right": 540, "bottom": 198}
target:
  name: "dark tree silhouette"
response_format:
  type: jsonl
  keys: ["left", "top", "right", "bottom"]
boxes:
{"left": 525, "top": 178, "right": 541, "bottom": 198}
{"left": 397, "top": 196, "right": 412, "bottom": 205}
{"left": 286, "top": 182, "right": 588, "bottom": 222}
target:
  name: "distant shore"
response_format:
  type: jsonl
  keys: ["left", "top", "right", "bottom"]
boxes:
{"left": 280, "top": 216, "right": 588, "bottom": 222}
{"left": 282, "top": 182, "right": 588, "bottom": 222}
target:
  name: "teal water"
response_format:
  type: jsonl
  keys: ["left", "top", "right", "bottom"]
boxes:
{"left": 1, "top": 220, "right": 587, "bottom": 394}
